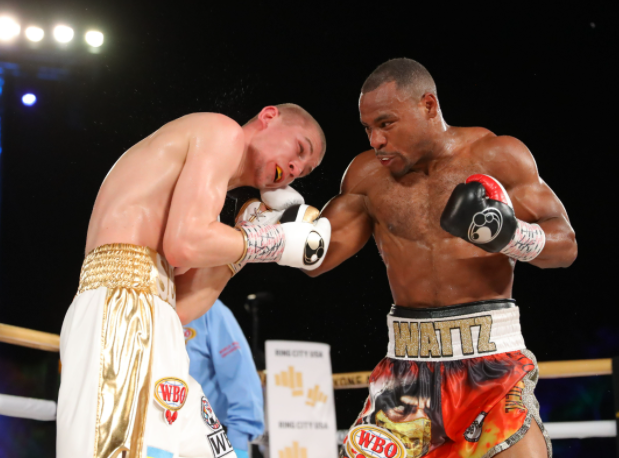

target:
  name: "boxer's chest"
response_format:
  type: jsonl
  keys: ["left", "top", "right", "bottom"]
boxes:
{"left": 367, "top": 164, "right": 478, "bottom": 241}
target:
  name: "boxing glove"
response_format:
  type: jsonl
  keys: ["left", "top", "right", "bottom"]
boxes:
{"left": 441, "top": 174, "right": 545, "bottom": 261}
{"left": 234, "top": 216, "right": 331, "bottom": 271}
{"left": 235, "top": 186, "right": 305, "bottom": 226}
{"left": 229, "top": 187, "right": 329, "bottom": 273}
{"left": 279, "top": 212, "right": 331, "bottom": 269}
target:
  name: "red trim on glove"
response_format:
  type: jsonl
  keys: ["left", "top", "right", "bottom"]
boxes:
{"left": 466, "top": 174, "right": 513, "bottom": 208}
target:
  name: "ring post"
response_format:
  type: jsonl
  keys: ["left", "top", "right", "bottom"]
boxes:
{"left": 612, "top": 357, "right": 619, "bottom": 457}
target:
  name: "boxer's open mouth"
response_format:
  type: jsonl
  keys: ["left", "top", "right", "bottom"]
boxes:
{"left": 274, "top": 165, "right": 283, "bottom": 183}
{"left": 378, "top": 156, "right": 394, "bottom": 167}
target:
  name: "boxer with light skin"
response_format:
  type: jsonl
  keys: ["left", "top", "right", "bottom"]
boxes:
{"left": 58, "top": 104, "right": 330, "bottom": 458}
{"left": 302, "top": 59, "right": 576, "bottom": 457}
{"left": 86, "top": 104, "right": 326, "bottom": 322}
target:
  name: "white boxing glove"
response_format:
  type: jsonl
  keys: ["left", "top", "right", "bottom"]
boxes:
{"left": 231, "top": 205, "right": 331, "bottom": 273}
{"left": 235, "top": 186, "right": 304, "bottom": 226}
{"left": 279, "top": 217, "right": 331, "bottom": 270}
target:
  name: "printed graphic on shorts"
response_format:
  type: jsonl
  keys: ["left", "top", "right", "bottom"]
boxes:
{"left": 201, "top": 396, "right": 222, "bottom": 430}
{"left": 154, "top": 377, "right": 188, "bottom": 425}
{"left": 345, "top": 425, "right": 406, "bottom": 458}
{"left": 207, "top": 429, "right": 234, "bottom": 457}
{"left": 146, "top": 446, "right": 174, "bottom": 458}
{"left": 345, "top": 351, "right": 537, "bottom": 458}
{"left": 463, "top": 411, "right": 487, "bottom": 442}
{"left": 505, "top": 381, "right": 526, "bottom": 413}
{"left": 183, "top": 327, "right": 196, "bottom": 344}
{"left": 350, "top": 360, "right": 442, "bottom": 458}
{"left": 456, "top": 395, "right": 528, "bottom": 458}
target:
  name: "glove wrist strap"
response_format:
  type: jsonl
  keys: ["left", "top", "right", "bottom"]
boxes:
{"left": 500, "top": 220, "right": 545, "bottom": 262}
{"left": 238, "top": 224, "right": 286, "bottom": 263}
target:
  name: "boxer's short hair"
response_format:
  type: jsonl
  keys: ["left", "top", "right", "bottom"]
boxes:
{"left": 362, "top": 58, "right": 437, "bottom": 100}
{"left": 247, "top": 103, "right": 326, "bottom": 159}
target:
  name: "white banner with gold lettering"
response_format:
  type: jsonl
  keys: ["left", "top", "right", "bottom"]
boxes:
{"left": 266, "top": 340, "right": 338, "bottom": 458}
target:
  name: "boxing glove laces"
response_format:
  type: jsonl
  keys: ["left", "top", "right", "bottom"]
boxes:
{"left": 440, "top": 174, "right": 545, "bottom": 262}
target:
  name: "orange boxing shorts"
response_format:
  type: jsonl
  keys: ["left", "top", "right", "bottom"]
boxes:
{"left": 342, "top": 300, "right": 552, "bottom": 458}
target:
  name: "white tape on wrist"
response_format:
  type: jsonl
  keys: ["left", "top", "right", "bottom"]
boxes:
{"left": 501, "top": 220, "right": 546, "bottom": 262}
{"left": 240, "top": 224, "right": 286, "bottom": 263}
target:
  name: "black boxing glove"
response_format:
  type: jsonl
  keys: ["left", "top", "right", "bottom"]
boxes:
{"left": 441, "top": 174, "right": 545, "bottom": 260}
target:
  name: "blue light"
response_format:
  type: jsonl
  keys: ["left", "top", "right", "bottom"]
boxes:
{"left": 22, "top": 93, "right": 37, "bottom": 106}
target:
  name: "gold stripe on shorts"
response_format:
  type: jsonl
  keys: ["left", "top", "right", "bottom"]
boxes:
{"left": 77, "top": 244, "right": 175, "bottom": 458}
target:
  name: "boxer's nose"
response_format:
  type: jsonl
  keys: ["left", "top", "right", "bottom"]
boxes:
{"left": 369, "top": 129, "right": 386, "bottom": 150}
{"left": 288, "top": 160, "right": 300, "bottom": 179}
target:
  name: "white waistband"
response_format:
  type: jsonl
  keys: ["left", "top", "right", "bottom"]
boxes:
{"left": 387, "top": 306, "right": 525, "bottom": 361}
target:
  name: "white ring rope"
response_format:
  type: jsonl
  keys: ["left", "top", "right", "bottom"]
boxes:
{"left": 2, "top": 394, "right": 616, "bottom": 441}
{"left": 0, "top": 393, "right": 57, "bottom": 421}
{"left": 544, "top": 421, "right": 616, "bottom": 439}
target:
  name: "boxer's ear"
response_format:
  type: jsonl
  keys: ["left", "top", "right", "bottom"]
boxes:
{"left": 257, "top": 105, "right": 279, "bottom": 129}
{"left": 421, "top": 92, "right": 439, "bottom": 119}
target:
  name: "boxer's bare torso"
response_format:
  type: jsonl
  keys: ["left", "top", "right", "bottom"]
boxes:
{"left": 83, "top": 107, "right": 324, "bottom": 323}
{"left": 85, "top": 113, "right": 242, "bottom": 255}
{"left": 314, "top": 125, "right": 576, "bottom": 308}
{"left": 350, "top": 129, "right": 514, "bottom": 306}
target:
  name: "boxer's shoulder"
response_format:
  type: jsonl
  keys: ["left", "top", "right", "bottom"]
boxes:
{"left": 340, "top": 150, "right": 378, "bottom": 195}
{"left": 170, "top": 112, "right": 244, "bottom": 142}
{"left": 188, "top": 112, "right": 242, "bottom": 132}
{"left": 469, "top": 135, "right": 539, "bottom": 188}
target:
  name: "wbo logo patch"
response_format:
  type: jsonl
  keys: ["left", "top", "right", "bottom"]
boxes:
{"left": 183, "top": 327, "right": 196, "bottom": 344}
{"left": 345, "top": 425, "right": 406, "bottom": 458}
{"left": 154, "top": 377, "right": 188, "bottom": 425}
{"left": 201, "top": 396, "right": 221, "bottom": 430}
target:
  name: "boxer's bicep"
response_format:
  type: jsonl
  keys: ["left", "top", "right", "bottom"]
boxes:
{"left": 492, "top": 137, "right": 569, "bottom": 223}
{"left": 510, "top": 179, "right": 577, "bottom": 267}
{"left": 486, "top": 136, "right": 577, "bottom": 267}
{"left": 306, "top": 152, "right": 374, "bottom": 276}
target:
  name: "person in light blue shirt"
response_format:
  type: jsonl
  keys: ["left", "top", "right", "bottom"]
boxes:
{"left": 184, "top": 299, "right": 264, "bottom": 458}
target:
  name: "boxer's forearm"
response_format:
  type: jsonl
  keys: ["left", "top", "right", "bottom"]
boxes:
{"left": 165, "top": 221, "right": 245, "bottom": 268}
{"left": 528, "top": 217, "right": 577, "bottom": 269}
{"left": 175, "top": 265, "right": 232, "bottom": 325}
{"left": 306, "top": 194, "right": 373, "bottom": 277}
{"left": 304, "top": 237, "right": 363, "bottom": 277}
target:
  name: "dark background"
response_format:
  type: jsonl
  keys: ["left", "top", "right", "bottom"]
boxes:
{"left": 0, "top": 1, "right": 617, "bottom": 456}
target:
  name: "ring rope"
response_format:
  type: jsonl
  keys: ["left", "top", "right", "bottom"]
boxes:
{"left": 0, "top": 323, "right": 613, "bottom": 383}
{"left": 0, "top": 323, "right": 60, "bottom": 352}
{"left": 0, "top": 392, "right": 615, "bottom": 441}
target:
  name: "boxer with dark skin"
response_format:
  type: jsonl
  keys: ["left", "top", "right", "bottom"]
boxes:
{"left": 308, "top": 59, "right": 577, "bottom": 457}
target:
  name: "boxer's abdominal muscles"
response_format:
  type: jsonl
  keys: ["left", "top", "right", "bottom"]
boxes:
{"left": 377, "top": 231, "right": 514, "bottom": 308}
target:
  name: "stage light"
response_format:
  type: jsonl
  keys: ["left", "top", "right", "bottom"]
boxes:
{"left": 25, "top": 26, "right": 44, "bottom": 42}
{"left": 0, "top": 16, "right": 20, "bottom": 41}
{"left": 53, "top": 25, "right": 74, "bottom": 43}
{"left": 22, "top": 93, "right": 37, "bottom": 106}
{"left": 85, "top": 30, "right": 103, "bottom": 47}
